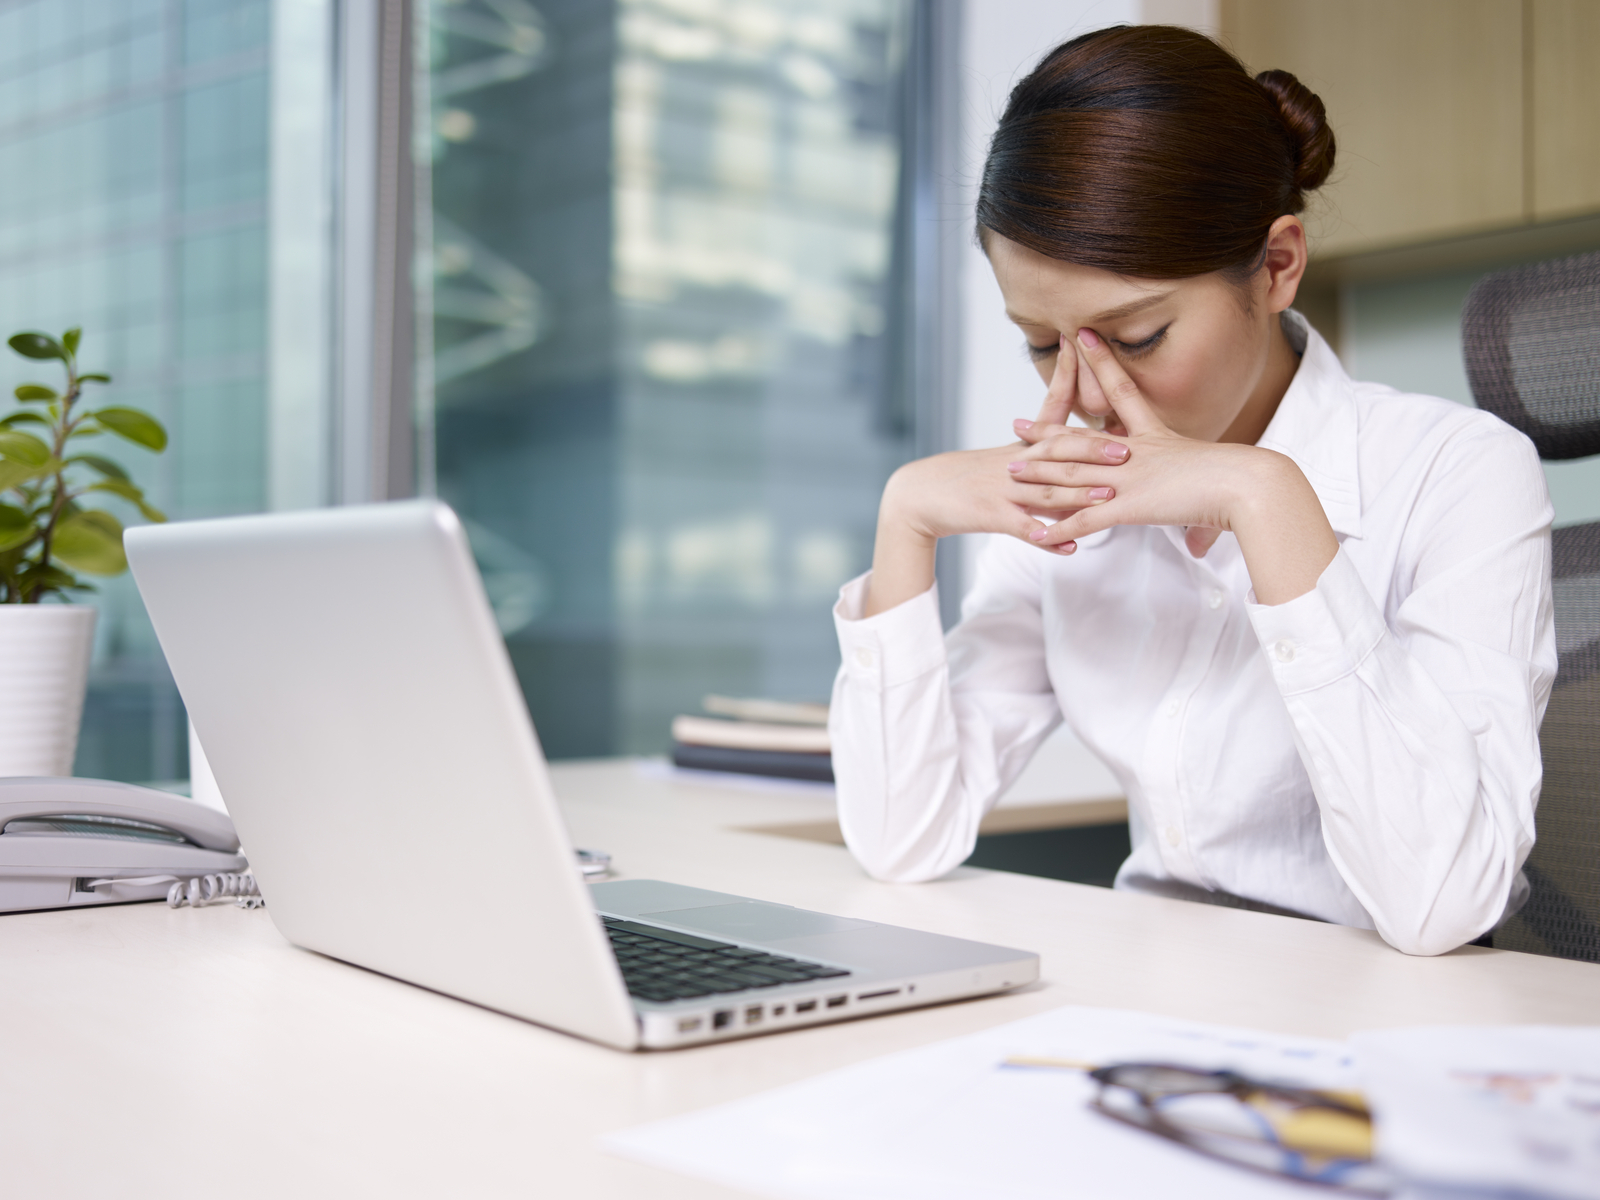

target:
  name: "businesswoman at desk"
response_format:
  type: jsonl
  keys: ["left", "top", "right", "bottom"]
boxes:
{"left": 829, "top": 25, "right": 1555, "bottom": 957}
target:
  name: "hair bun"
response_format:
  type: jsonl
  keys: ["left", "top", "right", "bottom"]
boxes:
{"left": 1255, "top": 69, "right": 1335, "bottom": 193}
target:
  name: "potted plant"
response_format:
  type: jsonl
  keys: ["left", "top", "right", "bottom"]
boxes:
{"left": 0, "top": 328, "right": 167, "bottom": 777}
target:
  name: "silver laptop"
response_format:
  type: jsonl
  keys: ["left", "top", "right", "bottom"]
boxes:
{"left": 125, "top": 500, "right": 1038, "bottom": 1050}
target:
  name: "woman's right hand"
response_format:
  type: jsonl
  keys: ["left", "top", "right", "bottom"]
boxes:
{"left": 862, "top": 339, "right": 1130, "bottom": 616}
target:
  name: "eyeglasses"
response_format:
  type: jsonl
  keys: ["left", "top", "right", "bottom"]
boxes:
{"left": 1087, "top": 1062, "right": 1391, "bottom": 1193}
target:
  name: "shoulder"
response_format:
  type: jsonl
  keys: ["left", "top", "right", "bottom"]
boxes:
{"left": 1350, "top": 380, "right": 1542, "bottom": 480}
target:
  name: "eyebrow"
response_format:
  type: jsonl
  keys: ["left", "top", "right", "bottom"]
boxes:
{"left": 1007, "top": 288, "right": 1178, "bottom": 329}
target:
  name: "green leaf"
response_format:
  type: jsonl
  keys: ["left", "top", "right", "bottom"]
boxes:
{"left": 15, "top": 559, "right": 89, "bottom": 599}
{"left": 62, "top": 328, "right": 81, "bottom": 357}
{"left": 0, "top": 429, "right": 52, "bottom": 467}
{"left": 14, "top": 384, "right": 56, "bottom": 402}
{"left": 8, "top": 332, "right": 65, "bottom": 361}
{"left": 0, "top": 459, "right": 52, "bottom": 491}
{"left": 0, "top": 412, "right": 49, "bottom": 428}
{"left": 0, "top": 503, "right": 35, "bottom": 553}
{"left": 78, "top": 372, "right": 112, "bottom": 384}
{"left": 65, "top": 453, "right": 129, "bottom": 481}
{"left": 51, "top": 509, "right": 126, "bottom": 575}
{"left": 89, "top": 407, "right": 167, "bottom": 452}
{"left": 82, "top": 479, "right": 166, "bottom": 523}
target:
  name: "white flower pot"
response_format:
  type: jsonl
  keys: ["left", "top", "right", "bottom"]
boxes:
{"left": 0, "top": 605, "right": 97, "bottom": 777}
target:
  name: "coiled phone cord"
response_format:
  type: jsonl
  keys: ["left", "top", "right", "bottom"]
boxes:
{"left": 168, "top": 871, "right": 262, "bottom": 908}
{"left": 83, "top": 871, "right": 263, "bottom": 908}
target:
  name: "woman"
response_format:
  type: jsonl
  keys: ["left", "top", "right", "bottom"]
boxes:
{"left": 827, "top": 25, "right": 1555, "bottom": 956}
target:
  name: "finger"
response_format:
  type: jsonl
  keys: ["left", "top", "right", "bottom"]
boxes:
{"left": 1010, "top": 434, "right": 1129, "bottom": 468}
{"left": 1185, "top": 526, "right": 1222, "bottom": 558}
{"left": 1010, "top": 518, "right": 1078, "bottom": 556}
{"left": 1033, "top": 334, "right": 1075, "bottom": 429}
{"left": 1026, "top": 497, "right": 1123, "bottom": 547}
{"left": 1075, "top": 328, "right": 1165, "bottom": 436}
{"left": 1006, "top": 481, "right": 1115, "bottom": 512}
{"left": 1075, "top": 340, "right": 1110, "bottom": 423}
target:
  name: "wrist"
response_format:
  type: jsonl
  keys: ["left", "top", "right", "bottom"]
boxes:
{"left": 878, "top": 462, "right": 942, "bottom": 546}
{"left": 1228, "top": 449, "right": 1339, "bottom": 606}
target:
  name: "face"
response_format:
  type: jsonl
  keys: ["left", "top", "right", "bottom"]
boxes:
{"left": 985, "top": 218, "right": 1306, "bottom": 444}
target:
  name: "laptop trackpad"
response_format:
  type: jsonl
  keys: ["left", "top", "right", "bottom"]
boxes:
{"left": 641, "top": 902, "right": 869, "bottom": 942}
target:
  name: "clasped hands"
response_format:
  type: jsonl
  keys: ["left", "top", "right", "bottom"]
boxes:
{"left": 887, "top": 328, "right": 1254, "bottom": 561}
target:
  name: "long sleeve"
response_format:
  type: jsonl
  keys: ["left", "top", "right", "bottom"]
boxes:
{"left": 829, "top": 537, "right": 1063, "bottom": 882}
{"left": 1247, "top": 423, "right": 1555, "bottom": 956}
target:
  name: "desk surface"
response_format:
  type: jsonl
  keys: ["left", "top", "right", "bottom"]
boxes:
{"left": 6, "top": 759, "right": 1597, "bottom": 1198}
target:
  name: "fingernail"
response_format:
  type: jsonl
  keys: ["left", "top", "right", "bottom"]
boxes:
{"left": 1077, "top": 328, "right": 1101, "bottom": 349}
{"left": 1007, "top": 461, "right": 1025, "bottom": 473}
{"left": 1029, "top": 527, "right": 1048, "bottom": 541}
{"left": 1088, "top": 487, "right": 1113, "bottom": 501}
{"left": 1013, "top": 418, "right": 1034, "bottom": 431}
{"left": 1103, "top": 442, "right": 1129, "bottom": 461}
{"left": 1056, "top": 541, "right": 1077, "bottom": 554}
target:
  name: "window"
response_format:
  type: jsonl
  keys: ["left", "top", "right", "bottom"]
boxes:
{"left": 423, "top": 0, "right": 947, "bottom": 756}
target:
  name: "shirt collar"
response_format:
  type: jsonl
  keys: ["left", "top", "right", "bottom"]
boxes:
{"left": 1253, "top": 310, "right": 1363, "bottom": 540}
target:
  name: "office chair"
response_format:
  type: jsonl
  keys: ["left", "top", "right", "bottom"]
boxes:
{"left": 1462, "top": 248, "right": 1600, "bottom": 963}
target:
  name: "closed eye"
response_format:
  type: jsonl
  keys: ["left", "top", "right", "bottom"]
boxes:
{"left": 1111, "top": 324, "right": 1170, "bottom": 358}
{"left": 1025, "top": 339, "right": 1059, "bottom": 362}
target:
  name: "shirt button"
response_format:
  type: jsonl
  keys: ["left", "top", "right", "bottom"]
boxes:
{"left": 1208, "top": 589, "right": 1223, "bottom": 610}
{"left": 854, "top": 647, "right": 874, "bottom": 668}
{"left": 1165, "top": 701, "right": 1180, "bottom": 718}
{"left": 1273, "top": 639, "right": 1296, "bottom": 664}
{"left": 1165, "top": 825, "right": 1181, "bottom": 847}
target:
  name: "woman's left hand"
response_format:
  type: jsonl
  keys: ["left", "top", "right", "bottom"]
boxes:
{"left": 1007, "top": 328, "right": 1339, "bottom": 604}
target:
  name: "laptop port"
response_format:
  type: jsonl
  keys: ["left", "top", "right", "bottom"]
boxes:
{"left": 771, "top": 1004, "right": 786, "bottom": 1017}
{"left": 826, "top": 994, "right": 848, "bottom": 1008}
{"left": 857, "top": 988, "right": 901, "bottom": 1001}
{"left": 744, "top": 1005, "right": 763, "bottom": 1026}
{"left": 795, "top": 999, "right": 817, "bottom": 1013}
{"left": 713, "top": 1009, "right": 733, "bottom": 1029}
{"left": 677, "top": 1016, "right": 703, "bottom": 1033}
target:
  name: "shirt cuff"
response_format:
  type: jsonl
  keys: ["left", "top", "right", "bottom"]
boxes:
{"left": 834, "top": 571, "right": 948, "bottom": 690}
{"left": 1246, "top": 547, "right": 1386, "bottom": 695}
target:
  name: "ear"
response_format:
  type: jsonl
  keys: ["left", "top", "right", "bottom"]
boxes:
{"left": 1261, "top": 215, "right": 1308, "bottom": 316}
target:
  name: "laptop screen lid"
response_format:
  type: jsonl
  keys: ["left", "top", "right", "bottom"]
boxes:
{"left": 126, "top": 500, "right": 640, "bottom": 1049}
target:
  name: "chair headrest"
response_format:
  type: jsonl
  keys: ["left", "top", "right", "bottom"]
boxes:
{"left": 1463, "top": 249, "right": 1600, "bottom": 460}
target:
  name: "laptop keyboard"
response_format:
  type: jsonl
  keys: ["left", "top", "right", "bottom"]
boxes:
{"left": 602, "top": 915, "right": 850, "bottom": 1003}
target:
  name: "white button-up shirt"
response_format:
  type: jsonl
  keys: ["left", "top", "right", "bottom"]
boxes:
{"left": 829, "top": 316, "right": 1556, "bottom": 956}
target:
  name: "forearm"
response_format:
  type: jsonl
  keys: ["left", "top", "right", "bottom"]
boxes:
{"left": 1250, "top": 544, "right": 1546, "bottom": 953}
{"left": 864, "top": 473, "right": 938, "bottom": 617}
{"left": 1229, "top": 450, "right": 1339, "bottom": 605}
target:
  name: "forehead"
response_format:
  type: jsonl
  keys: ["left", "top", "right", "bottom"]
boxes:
{"left": 986, "top": 232, "right": 1180, "bottom": 326}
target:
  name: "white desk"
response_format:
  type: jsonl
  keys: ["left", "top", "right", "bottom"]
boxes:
{"left": 6, "top": 759, "right": 1597, "bottom": 1198}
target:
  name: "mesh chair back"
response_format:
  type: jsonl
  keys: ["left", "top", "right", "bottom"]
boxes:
{"left": 1465, "top": 251, "right": 1600, "bottom": 962}
{"left": 1495, "top": 524, "right": 1600, "bottom": 962}
{"left": 1463, "top": 250, "right": 1600, "bottom": 458}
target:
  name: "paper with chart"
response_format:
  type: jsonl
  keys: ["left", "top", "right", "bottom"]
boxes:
{"left": 604, "top": 1005, "right": 1361, "bottom": 1200}
{"left": 1354, "top": 1025, "right": 1600, "bottom": 1200}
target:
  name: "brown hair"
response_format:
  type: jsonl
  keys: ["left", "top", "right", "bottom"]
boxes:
{"left": 976, "top": 25, "right": 1335, "bottom": 279}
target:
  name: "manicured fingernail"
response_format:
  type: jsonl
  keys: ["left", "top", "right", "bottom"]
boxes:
{"left": 1088, "top": 487, "right": 1113, "bottom": 501}
{"left": 1077, "top": 328, "right": 1101, "bottom": 349}
{"left": 1013, "top": 418, "right": 1034, "bottom": 432}
{"left": 1007, "top": 461, "right": 1025, "bottom": 473}
{"left": 1056, "top": 541, "right": 1077, "bottom": 554}
{"left": 1029, "top": 527, "right": 1048, "bottom": 541}
{"left": 1103, "top": 442, "right": 1129, "bottom": 461}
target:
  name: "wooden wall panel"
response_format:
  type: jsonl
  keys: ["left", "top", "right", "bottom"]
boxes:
{"left": 1530, "top": 0, "right": 1600, "bottom": 220}
{"left": 1220, "top": 0, "right": 1525, "bottom": 257}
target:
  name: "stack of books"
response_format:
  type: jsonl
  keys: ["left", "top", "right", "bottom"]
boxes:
{"left": 670, "top": 695, "right": 832, "bottom": 783}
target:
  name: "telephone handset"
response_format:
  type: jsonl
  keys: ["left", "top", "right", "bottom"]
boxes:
{"left": 0, "top": 776, "right": 249, "bottom": 913}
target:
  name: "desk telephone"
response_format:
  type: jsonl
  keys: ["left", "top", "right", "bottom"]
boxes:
{"left": 0, "top": 776, "right": 254, "bottom": 913}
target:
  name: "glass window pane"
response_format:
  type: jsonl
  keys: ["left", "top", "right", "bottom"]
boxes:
{"left": 0, "top": 0, "right": 275, "bottom": 783}
{"left": 424, "top": 0, "right": 917, "bottom": 757}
